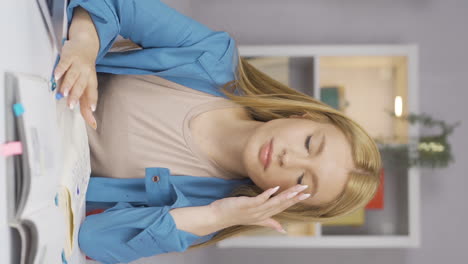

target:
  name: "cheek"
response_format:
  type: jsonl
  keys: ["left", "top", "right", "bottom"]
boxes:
{"left": 243, "top": 129, "right": 269, "bottom": 173}
{"left": 270, "top": 172, "right": 291, "bottom": 185}
{"left": 258, "top": 170, "right": 292, "bottom": 191}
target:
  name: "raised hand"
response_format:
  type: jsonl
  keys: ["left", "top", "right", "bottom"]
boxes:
{"left": 209, "top": 184, "right": 311, "bottom": 233}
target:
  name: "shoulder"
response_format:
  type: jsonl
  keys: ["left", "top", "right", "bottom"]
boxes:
{"left": 197, "top": 32, "right": 239, "bottom": 87}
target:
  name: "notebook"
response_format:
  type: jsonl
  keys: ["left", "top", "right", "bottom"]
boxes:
{"left": 4, "top": 71, "right": 90, "bottom": 264}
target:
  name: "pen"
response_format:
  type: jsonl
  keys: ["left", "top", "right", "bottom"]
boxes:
{"left": 52, "top": 54, "right": 62, "bottom": 99}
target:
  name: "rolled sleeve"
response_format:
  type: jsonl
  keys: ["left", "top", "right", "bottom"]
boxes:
{"left": 67, "top": 0, "right": 121, "bottom": 63}
{"left": 67, "top": 0, "right": 218, "bottom": 62}
{"left": 66, "top": 0, "right": 239, "bottom": 98}
{"left": 78, "top": 185, "right": 216, "bottom": 263}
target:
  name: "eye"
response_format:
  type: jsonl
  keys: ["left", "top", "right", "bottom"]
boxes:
{"left": 297, "top": 174, "right": 304, "bottom": 184}
{"left": 297, "top": 135, "right": 312, "bottom": 184}
{"left": 305, "top": 135, "right": 312, "bottom": 151}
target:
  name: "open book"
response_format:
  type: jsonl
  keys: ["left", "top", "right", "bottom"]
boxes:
{"left": 5, "top": 71, "right": 91, "bottom": 264}
{"left": 3, "top": 1, "right": 94, "bottom": 263}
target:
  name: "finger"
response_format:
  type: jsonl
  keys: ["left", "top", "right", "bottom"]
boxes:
{"left": 272, "top": 191, "right": 310, "bottom": 216}
{"left": 267, "top": 189, "right": 312, "bottom": 217}
{"left": 79, "top": 95, "right": 97, "bottom": 130}
{"left": 54, "top": 55, "right": 72, "bottom": 83}
{"left": 251, "top": 218, "right": 286, "bottom": 233}
{"left": 84, "top": 79, "right": 98, "bottom": 128}
{"left": 257, "top": 184, "right": 307, "bottom": 212}
{"left": 86, "top": 73, "right": 98, "bottom": 112}
{"left": 60, "top": 66, "right": 80, "bottom": 99}
{"left": 67, "top": 70, "right": 88, "bottom": 110}
{"left": 253, "top": 186, "right": 280, "bottom": 206}
{"left": 251, "top": 186, "right": 294, "bottom": 216}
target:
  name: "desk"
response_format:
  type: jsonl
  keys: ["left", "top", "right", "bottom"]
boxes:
{"left": 1, "top": 1, "right": 90, "bottom": 263}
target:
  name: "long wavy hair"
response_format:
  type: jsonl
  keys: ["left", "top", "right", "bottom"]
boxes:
{"left": 188, "top": 51, "right": 383, "bottom": 249}
{"left": 110, "top": 38, "right": 382, "bottom": 250}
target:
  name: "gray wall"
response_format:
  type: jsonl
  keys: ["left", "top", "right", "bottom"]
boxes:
{"left": 156, "top": 0, "right": 468, "bottom": 263}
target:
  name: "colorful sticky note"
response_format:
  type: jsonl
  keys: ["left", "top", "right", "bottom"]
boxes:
{"left": 365, "top": 167, "right": 385, "bottom": 209}
{"left": 13, "top": 103, "right": 24, "bottom": 116}
{"left": 51, "top": 54, "right": 61, "bottom": 91}
{"left": 1, "top": 141, "right": 23, "bottom": 157}
{"left": 55, "top": 193, "right": 59, "bottom": 206}
{"left": 61, "top": 249, "right": 68, "bottom": 264}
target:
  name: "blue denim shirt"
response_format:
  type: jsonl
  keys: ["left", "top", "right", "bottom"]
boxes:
{"left": 83, "top": 168, "right": 252, "bottom": 264}
{"left": 67, "top": 0, "right": 241, "bottom": 99}
{"left": 65, "top": 1, "right": 252, "bottom": 263}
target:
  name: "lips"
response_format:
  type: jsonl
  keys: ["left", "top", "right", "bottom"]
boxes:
{"left": 259, "top": 138, "right": 273, "bottom": 171}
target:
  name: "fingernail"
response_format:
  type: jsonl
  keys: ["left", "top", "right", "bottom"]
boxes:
{"left": 298, "top": 193, "right": 311, "bottom": 200}
{"left": 270, "top": 186, "right": 280, "bottom": 194}
{"left": 286, "top": 192, "right": 298, "bottom": 199}
{"left": 69, "top": 99, "right": 76, "bottom": 110}
{"left": 63, "top": 88, "right": 69, "bottom": 97}
{"left": 90, "top": 104, "right": 96, "bottom": 112}
{"left": 92, "top": 120, "right": 97, "bottom": 130}
{"left": 277, "top": 228, "right": 287, "bottom": 234}
{"left": 55, "top": 72, "right": 62, "bottom": 81}
{"left": 297, "top": 185, "right": 308, "bottom": 191}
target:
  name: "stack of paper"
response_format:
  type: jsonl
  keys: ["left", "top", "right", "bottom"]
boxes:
{"left": 5, "top": 71, "right": 91, "bottom": 264}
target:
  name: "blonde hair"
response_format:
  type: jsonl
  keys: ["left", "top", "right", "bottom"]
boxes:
{"left": 188, "top": 50, "right": 382, "bottom": 250}
{"left": 109, "top": 38, "right": 382, "bottom": 250}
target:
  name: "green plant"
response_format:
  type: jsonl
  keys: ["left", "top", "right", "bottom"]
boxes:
{"left": 377, "top": 112, "right": 461, "bottom": 169}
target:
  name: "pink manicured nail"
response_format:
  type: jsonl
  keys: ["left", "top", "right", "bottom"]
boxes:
{"left": 55, "top": 70, "right": 63, "bottom": 81}
{"left": 298, "top": 193, "right": 311, "bottom": 200}
{"left": 277, "top": 227, "right": 287, "bottom": 234}
{"left": 286, "top": 192, "right": 298, "bottom": 199}
{"left": 69, "top": 99, "right": 76, "bottom": 110}
{"left": 270, "top": 186, "right": 280, "bottom": 195}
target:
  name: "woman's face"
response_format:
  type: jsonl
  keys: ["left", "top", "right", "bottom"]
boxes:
{"left": 242, "top": 116, "right": 354, "bottom": 206}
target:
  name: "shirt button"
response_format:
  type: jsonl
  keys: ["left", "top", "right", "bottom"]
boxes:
{"left": 152, "top": 175, "right": 160, "bottom": 182}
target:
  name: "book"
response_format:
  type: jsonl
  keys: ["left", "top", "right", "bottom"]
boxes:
{"left": 5, "top": 71, "right": 91, "bottom": 264}
{"left": 365, "top": 167, "right": 385, "bottom": 209}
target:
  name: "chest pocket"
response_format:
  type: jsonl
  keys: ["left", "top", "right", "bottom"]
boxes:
{"left": 144, "top": 167, "right": 192, "bottom": 207}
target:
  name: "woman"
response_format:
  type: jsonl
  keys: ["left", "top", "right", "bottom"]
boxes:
{"left": 55, "top": 0, "right": 382, "bottom": 263}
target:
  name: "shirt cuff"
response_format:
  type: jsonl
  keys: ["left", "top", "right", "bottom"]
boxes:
{"left": 66, "top": 0, "right": 120, "bottom": 62}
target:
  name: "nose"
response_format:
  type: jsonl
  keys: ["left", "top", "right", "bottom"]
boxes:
{"left": 279, "top": 149, "right": 310, "bottom": 168}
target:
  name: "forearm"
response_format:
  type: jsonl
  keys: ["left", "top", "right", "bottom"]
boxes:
{"left": 169, "top": 205, "right": 227, "bottom": 237}
{"left": 68, "top": 6, "right": 99, "bottom": 57}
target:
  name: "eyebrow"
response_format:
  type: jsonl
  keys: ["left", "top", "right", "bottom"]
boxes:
{"left": 308, "top": 133, "right": 326, "bottom": 196}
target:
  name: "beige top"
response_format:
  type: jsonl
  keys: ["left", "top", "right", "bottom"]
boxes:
{"left": 85, "top": 73, "right": 245, "bottom": 180}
